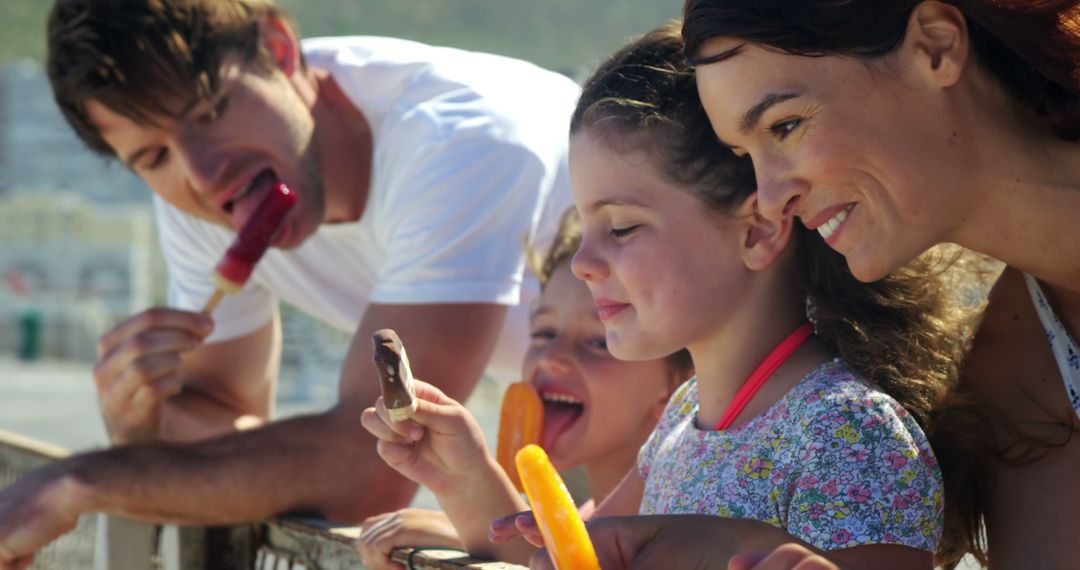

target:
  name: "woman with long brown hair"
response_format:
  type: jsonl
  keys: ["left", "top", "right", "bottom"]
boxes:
{"left": 508, "top": 16, "right": 980, "bottom": 570}
{"left": 561, "top": 1, "right": 1078, "bottom": 568}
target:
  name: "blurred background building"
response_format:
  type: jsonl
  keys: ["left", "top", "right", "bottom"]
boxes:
{"left": 0, "top": 59, "right": 354, "bottom": 393}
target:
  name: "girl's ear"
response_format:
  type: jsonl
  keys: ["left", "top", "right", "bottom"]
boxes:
{"left": 260, "top": 15, "right": 302, "bottom": 77}
{"left": 738, "top": 195, "right": 794, "bottom": 271}
{"left": 898, "top": 1, "right": 970, "bottom": 89}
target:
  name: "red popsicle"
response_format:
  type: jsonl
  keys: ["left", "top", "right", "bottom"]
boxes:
{"left": 202, "top": 174, "right": 297, "bottom": 313}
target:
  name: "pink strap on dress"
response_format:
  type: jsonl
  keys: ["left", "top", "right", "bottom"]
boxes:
{"left": 716, "top": 323, "right": 815, "bottom": 430}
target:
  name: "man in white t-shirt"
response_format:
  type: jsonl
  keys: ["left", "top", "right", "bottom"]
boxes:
{"left": 0, "top": 0, "right": 575, "bottom": 560}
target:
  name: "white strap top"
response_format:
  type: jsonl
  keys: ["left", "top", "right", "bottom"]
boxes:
{"left": 1024, "top": 273, "right": 1080, "bottom": 417}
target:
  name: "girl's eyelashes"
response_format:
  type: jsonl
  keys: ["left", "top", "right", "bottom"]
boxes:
{"left": 586, "top": 337, "right": 609, "bottom": 351}
{"left": 767, "top": 117, "right": 802, "bottom": 141}
{"left": 529, "top": 328, "right": 555, "bottom": 342}
{"left": 610, "top": 224, "right": 640, "bottom": 238}
{"left": 528, "top": 326, "right": 611, "bottom": 354}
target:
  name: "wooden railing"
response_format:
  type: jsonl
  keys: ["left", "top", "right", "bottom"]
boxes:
{"left": 0, "top": 430, "right": 526, "bottom": 570}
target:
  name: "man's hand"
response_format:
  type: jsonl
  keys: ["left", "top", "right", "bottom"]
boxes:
{"left": 0, "top": 463, "right": 85, "bottom": 570}
{"left": 93, "top": 308, "right": 213, "bottom": 444}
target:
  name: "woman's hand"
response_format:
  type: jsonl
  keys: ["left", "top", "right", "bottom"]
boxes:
{"left": 357, "top": 508, "right": 464, "bottom": 570}
{"left": 525, "top": 515, "right": 840, "bottom": 570}
{"left": 728, "top": 544, "right": 839, "bottom": 570}
{"left": 489, "top": 510, "right": 543, "bottom": 547}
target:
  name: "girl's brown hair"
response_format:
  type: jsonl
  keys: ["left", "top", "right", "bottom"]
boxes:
{"left": 574, "top": 21, "right": 981, "bottom": 565}
{"left": 47, "top": 0, "right": 299, "bottom": 157}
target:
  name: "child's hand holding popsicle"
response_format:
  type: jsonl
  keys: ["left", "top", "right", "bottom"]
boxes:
{"left": 363, "top": 332, "right": 538, "bottom": 563}
{"left": 362, "top": 357, "right": 499, "bottom": 496}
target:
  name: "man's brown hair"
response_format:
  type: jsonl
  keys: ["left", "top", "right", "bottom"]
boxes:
{"left": 47, "top": 0, "right": 295, "bottom": 158}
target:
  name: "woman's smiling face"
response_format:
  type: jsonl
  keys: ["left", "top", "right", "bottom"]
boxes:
{"left": 693, "top": 38, "right": 970, "bottom": 281}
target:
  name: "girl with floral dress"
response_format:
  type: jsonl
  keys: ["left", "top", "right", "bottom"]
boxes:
{"left": 492, "top": 23, "right": 975, "bottom": 569}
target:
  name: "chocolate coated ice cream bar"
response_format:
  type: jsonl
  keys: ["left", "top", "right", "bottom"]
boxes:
{"left": 372, "top": 329, "right": 417, "bottom": 422}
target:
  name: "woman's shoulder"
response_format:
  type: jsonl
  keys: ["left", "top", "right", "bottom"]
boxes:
{"left": 966, "top": 267, "right": 1079, "bottom": 421}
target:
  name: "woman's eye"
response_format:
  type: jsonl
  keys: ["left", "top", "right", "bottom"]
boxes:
{"left": 610, "top": 224, "right": 640, "bottom": 238}
{"left": 768, "top": 118, "right": 802, "bottom": 141}
{"left": 586, "top": 337, "right": 609, "bottom": 352}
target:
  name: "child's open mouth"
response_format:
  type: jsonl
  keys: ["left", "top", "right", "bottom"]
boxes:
{"left": 540, "top": 390, "right": 585, "bottom": 450}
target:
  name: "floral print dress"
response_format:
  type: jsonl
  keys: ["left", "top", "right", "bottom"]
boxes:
{"left": 638, "top": 360, "right": 942, "bottom": 552}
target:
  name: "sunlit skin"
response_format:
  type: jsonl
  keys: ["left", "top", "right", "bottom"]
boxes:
{"left": 523, "top": 263, "right": 674, "bottom": 501}
{"left": 569, "top": 131, "right": 753, "bottom": 364}
{"left": 693, "top": 42, "right": 974, "bottom": 283}
{"left": 84, "top": 17, "right": 372, "bottom": 251}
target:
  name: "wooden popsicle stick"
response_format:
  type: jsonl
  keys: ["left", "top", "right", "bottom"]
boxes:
{"left": 202, "top": 288, "right": 226, "bottom": 315}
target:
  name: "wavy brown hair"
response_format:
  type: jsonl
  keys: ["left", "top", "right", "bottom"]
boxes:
{"left": 682, "top": 0, "right": 1080, "bottom": 142}
{"left": 574, "top": 20, "right": 982, "bottom": 564}
{"left": 47, "top": 0, "right": 299, "bottom": 158}
{"left": 800, "top": 235, "right": 994, "bottom": 568}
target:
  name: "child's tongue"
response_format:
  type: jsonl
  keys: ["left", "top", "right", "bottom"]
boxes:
{"left": 541, "top": 401, "right": 583, "bottom": 451}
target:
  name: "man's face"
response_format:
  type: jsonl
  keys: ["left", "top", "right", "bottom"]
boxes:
{"left": 86, "top": 55, "right": 325, "bottom": 249}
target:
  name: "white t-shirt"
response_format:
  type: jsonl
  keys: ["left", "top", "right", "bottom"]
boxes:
{"left": 154, "top": 36, "right": 578, "bottom": 381}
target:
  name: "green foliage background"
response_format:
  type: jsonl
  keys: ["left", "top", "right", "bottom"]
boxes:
{"left": 1, "top": 1, "right": 680, "bottom": 73}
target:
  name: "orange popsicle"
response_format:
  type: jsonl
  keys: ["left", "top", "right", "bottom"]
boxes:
{"left": 496, "top": 382, "right": 543, "bottom": 492}
{"left": 515, "top": 444, "right": 601, "bottom": 570}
